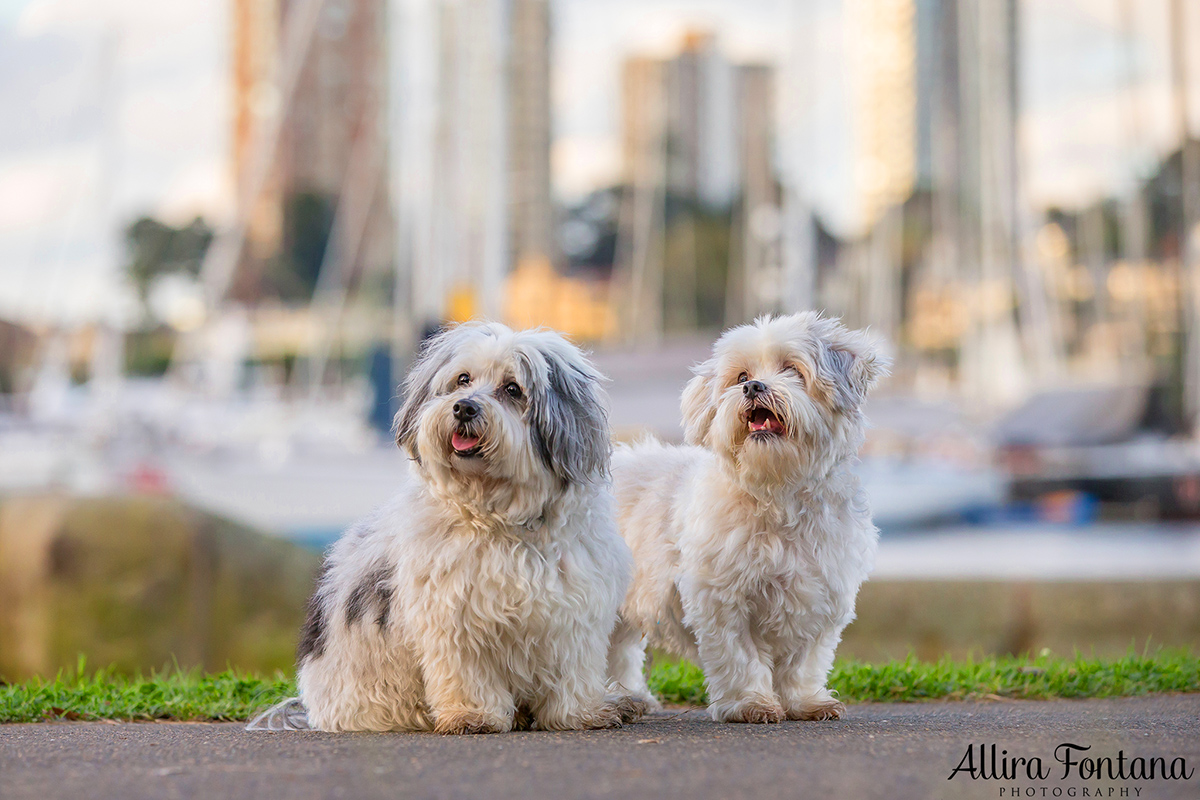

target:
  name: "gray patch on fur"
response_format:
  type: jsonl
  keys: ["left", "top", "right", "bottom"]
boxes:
{"left": 345, "top": 565, "right": 394, "bottom": 630}
{"left": 297, "top": 562, "right": 331, "bottom": 663}
{"left": 819, "top": 344, "right": 860, "bottom": 410}
{"left": 527, "top": 344, "right": 609, "bottom": 484}
{"left": 393, "top": 326, "right": 460, "bottom": 460}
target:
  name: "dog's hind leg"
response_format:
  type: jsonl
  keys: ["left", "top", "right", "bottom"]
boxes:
{"left": 606, "top": 616, "right": 661, "bottom": 712}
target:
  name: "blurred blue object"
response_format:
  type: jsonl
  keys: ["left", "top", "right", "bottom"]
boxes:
{"left": 962, "top": 492, "right": 1100, "bottom": 527}
{"left": 368, "top": 343, "right": 395, "bottom": 436}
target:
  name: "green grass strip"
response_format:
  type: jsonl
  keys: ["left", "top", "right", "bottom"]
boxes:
{"left": 2, "top": 652, "right": 1197, "bottom": 723}
{"left": 650, "top": 651, "right": 1200, "bottom": 706}
{"left": 0, "top": 664, "right": 294, "bottom": 724}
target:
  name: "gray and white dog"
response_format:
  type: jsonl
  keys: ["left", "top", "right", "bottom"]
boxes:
{"left": 250, "top": 322, "right": 643, "bottom": 733}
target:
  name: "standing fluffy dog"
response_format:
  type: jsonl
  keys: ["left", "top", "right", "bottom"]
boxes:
{"left": 607, "top": 313, "right": 889, "bottom": 723}
{"left": 253, "top": 322, "right": 640, "bottom": 733}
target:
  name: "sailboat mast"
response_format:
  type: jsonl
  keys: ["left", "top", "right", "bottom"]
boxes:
{"left": 780, "top": 0, "right": 817, "bottom": 316}
{"left": 1115, "top": 0, "right": 1149, "bottom": 368}
{"left": 1171, "top": 0, "right": 1200, "bottom": 432}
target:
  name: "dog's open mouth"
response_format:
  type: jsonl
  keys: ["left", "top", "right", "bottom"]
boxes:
{"left": 451, "top": 430, "right": 482, "bottom": 457}
{"left": 747, "top": 407, "right": 785, "bottom": 436}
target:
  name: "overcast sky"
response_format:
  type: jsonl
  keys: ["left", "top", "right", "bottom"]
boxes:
{"left": 0, "top": 0, "right": 1197, "bottom": 323}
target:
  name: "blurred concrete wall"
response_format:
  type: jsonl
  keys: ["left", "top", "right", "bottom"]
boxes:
{"left": 1, "top": 493, "right": 1195, "bottom": 680}
{"left": 0, "top": 495, "right": 320, "bottom": 681}
{"left": 844, "top": 579, "right": 1200, "bottom": 661}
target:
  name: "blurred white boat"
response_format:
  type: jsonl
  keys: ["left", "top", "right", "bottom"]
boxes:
{"left": 161, "top": 446, "right": 407, "bottom": 546}
{"left": 0, "top": 373, "right": 403, "bottom": 545}
{"left": 875, "top": 522, "right": 1200, "bottom": 579}
{"left": 857, "top": 456, "right": 1008, "bottom": 529}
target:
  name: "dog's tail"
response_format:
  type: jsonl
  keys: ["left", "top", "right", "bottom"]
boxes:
{"left": 246, "top": 697, "right": 311, "bottom": 731}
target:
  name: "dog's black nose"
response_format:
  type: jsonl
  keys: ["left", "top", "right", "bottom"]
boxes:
{"left": 743, "top": 380, "right": 766, "bottom": 399}
{"left": 452, "top": 399, "right": 480, "bottom": 422}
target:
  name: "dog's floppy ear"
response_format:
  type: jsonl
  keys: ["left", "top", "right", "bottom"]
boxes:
{"left": 681, "top": 358, "right": 718, "bottom": 446}
{"left": 394, "top": 326, "right": 458, "bottom": 460}
{"left": 817, "top": 325, "right": 890, "bottom": 412}
{"left": 526, "top": 334, "right": 610, "bottom": 484}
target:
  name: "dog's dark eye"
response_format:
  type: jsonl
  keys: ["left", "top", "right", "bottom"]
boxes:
{"left": 737, "top": 372, "right": 749, "bottom": 384}
{"left": 786, "top": 365, "right": 806, "bottom": 386}
{"left": 456, "top": 373, "right": 471, "bottom": 387}
{"left": 503, "top": 382, "right": 523, "bottom": 399}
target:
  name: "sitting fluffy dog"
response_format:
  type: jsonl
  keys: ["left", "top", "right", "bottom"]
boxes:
{"left": 254, "top": 322, "right": 640, "bottom": 733}
{"left": 606, "top": 312, "right": 888, "bottom": 723}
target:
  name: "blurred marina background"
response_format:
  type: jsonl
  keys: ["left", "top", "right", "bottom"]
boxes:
{"left": 2, "top": 0, "right": 1200, "bottom": 678}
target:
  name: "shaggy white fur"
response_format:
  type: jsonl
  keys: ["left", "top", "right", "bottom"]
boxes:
{"left": 607, "top": 312, "right": 890, "bottom": 723}
{"left": 256, "top": 322, "right": 642, "bottom": 733}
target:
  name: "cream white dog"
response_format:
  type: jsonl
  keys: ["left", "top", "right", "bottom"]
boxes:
{"left": 252, "top": 322, "right": 642, "bottom": 733}
{"left": 606, "top": 312, "right": 889, "bottom": 723}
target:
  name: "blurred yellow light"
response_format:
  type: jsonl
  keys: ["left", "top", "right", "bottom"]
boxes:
{"left": 502, "top": 257, "right": 615, "bottom": 342}
{"left": 1036, "top": 223, "right": 1070, "bottom": 262}
{"left": 446, "top": 286, "right": 478, "bottom": 323}
{"left": 1106, "top": 264, "right": 1139, "bottom": 303}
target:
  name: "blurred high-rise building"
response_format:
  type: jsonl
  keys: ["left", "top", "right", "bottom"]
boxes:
{"left": 911, "top": 0, "right": 1022, "bottom": 283}
{"left": 507, "top": 0, "right": 556, "bottom": 273}
{"left": 909, "top": 0, "right": 1034, "bottom": 393}
{"left": 399, "top": 0, "right": 556, "bottom": 323}
{"left": 617, "top": 32, "right": 776, "bottom": 339}
{"left": 620, "top": 55, "right": 667, "bottom": 199}
{"left": 914, "top": 0, "right": 944, "bottom": 194}
{"left": 828, "top": 0, "right": 1028, "bottom": 375}
{"left": 621, "top": 31, "right": 740, "bottom": 209}
{"left": 231, "top": 0, "right": 392, "bottom": 304}
{"left": 847, "top": 0, "right": 917, "bottom": 234}
{"left": 731, "top": 64, "right": 782, "bottom": 322}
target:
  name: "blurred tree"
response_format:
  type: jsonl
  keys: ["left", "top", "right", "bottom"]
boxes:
{"left": 0, "top": 319, "right": 37, "bottom": 394}
{"left": 124, "top": 327, "right": 177, "bottom": 377}
{"left": 270, "top": 190, "right": 336, "bottom": 301}
{"left": 662, "top": 197, "right": 733, "bottom": 332}
{"left": 560, "top": 187, "right": 621, "bottom": 275}
{"left": 124, "top": 216, "right": 214, "bottom": 304}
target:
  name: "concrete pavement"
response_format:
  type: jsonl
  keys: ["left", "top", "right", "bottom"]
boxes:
{"left": 2, "top": 696, "right": 1198, "bottom": 800}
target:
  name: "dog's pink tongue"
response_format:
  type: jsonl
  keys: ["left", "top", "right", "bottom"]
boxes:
{"left": 451, "top": 432, "right": 480, "bottom": 452}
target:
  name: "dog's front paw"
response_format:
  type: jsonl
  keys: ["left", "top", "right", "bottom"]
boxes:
{"left": 589, "top": 704, "right": 627, "bottom": 729}
{"left": 538, "top": 694, "right": 649, "bottom": 730}
{"left": 606, "top": 685, "right": 663, "bottom": 714}
{"left": 605, "top": 694, "right": 650, "bottom": 724}
{"left": 713, "top": 697, "right": 785, "bottom": 724}
{"left": 433, "top": 708, "right": 511, "bottom": 735}
{"left": 786, "top": 697, "right": 845, "bottom": 721}
{"left": 535, "top": 703, "right": 623, "bottom": 731}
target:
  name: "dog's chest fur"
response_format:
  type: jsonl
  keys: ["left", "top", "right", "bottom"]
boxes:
{"left": 383, "top": 498, "right": 613, "bottom": 693}
{"left": 677, "top": 468, "right": 873, "bottom": 636}
{"left": 404, "top": 527, "right": 577, "bottom": 633}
